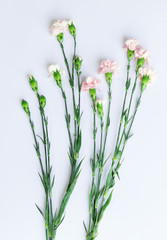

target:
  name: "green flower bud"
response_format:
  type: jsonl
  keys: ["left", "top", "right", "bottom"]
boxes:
{"left": 74, "top": 56, "right": 83, "bottom": 71}
{"left": 105, "top": 72, "right": 112, "bottom": 85}
{"left": 69, "top": 22, "right": 76, "bottom": 37}
{"left": 95, "top": 100, "right": 104, "bottom": 118}
{"left": 127, "top": 49, "right": 134, "bottom": 61}
{"left": 137, "top": 57, "right": 145, "bottom": 68}
{"left": 141, "top": 74, "right": 150, "bottom": 92}
{"left": 21, "top": 99, "right": 30, "bottom": 116}
{"left": 29, "top": 76, "right": 38, "bottom": 93}
{"left": 57, "top": 33, "right": 64, "bottom": 43}
{"left": 40, "top": 95, "right": 46, "bottom": 108}
{"left": 89, "top": 88, "right": 96, "bottom": 101}
{"left": 53, "top": 70, "right": 62, "bottom": 88}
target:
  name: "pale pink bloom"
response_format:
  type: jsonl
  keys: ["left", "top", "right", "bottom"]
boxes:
{"left": 50, "top": 20, "right": 72, "bottom": 36}
{"left": 99, "top": 60, "right": 120, "bottom": 75}
{"left": 138, "top": 67, "right": 156, "bottom": 84}
{"left": 123, "top": 38, "right": 139, "bottom": 52}
{"left": 81, "top": 77, "right": 100, "bottom": 91}
{"left": 135, "top": 46, "right": 150, "bottom": 64}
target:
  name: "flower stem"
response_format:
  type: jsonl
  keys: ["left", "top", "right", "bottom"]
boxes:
{"left": 61, "top": 88, "right": 74, "bottom": 158}
{"left": 115, "top": 61, "right": 130, "bottom": 150}
{"left": 59, "top": 42, "right": 77, "bottom": 154}
{"left": 117, "top": 67, "right": 139, "bottom": 150}
{"left": 101, "top": 85, "right": 112, "bottom": 164}
{"left": 88, "top": 101, "right": 96, "bottom": 235}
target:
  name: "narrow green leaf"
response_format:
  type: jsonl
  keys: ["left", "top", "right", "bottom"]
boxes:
{"left": 35, "top": 204, "right": 45, "bottom": 219}
{"left": 83, "top": 221, "right": 88, "bottom": 233}
{"left": 98, "top": 190, "right": 113, "bottom": 222}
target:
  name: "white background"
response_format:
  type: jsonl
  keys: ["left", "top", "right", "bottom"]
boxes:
{"left": 0, "top": 0, "right": 167, "bottom": 239}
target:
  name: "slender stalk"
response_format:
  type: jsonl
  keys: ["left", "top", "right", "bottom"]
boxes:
{"left": 95, "top": 117, "right": 104, "bottom": 206}
{"left": 72, "top": 37, "right": 77, "bottom": 155}
{"left": 117, "top": 68, "right": 139, "bottom": 150}
{"left": 121, "top": 91, "right": 142, "bottom": 154}
{"left": 77, "top": 72, "right": 81, "bottom": 135}
{"left": 101, "top": 85, "right": 112, "bottom": 164}
{"left": 72, "top": 37, "right": 76, "bottom": 85}
{"left": 43, "top": 113, "right": 53, "bottom": 240}
{"left": 28, "top": 115, "right": 50, "bottom": 240}
{"left": 37, "top": 93, "right": 48, "bottom": 173}
{"left": 88, "top": 85, "right": 112, "bottom": 240}
{"left": 61, "top": 88, "right": 74, "bottom": 158}
{"left": 127, "top": 68, "right": 139, "bottom": 117}
{"left": 88, "top": 101, "right": 96, "bottom": 235}
{"left": 28, "top": 117, "right": 45, "bottom": 181}
{"left": 59, "top": 42, "right": 77, "bottom": 152}
{"left": 115, "top": 61, "right": 130, "bottom": 150}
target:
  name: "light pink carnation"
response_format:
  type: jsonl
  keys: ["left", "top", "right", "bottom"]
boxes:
{"left": 138, "top": 67, "right": 156, "bottom": 84}
{"left": 81, "top": 77, "right": 100, "bottom": 92}
{"left": 123, "top": 38, "right": 139, "bottom": 52}
{"left": 99, "top": 60, "right": 120, "bottom": 75}
{"left": 95, "top": 99, "right": 105, "bottom": 107}
{"left": 135, "top": 46, "right": 150, "bottom": 64}
{"left": 50, "top": 20, "right": 72, "bottom": 36}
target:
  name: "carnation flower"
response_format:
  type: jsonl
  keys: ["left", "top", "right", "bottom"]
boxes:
{"left": 123, "top": 38, "right": 139, "bottom": 52}
{"left": 50, "top": 20, "right": 72, "bottom": 36}
{"left": 99, "top": 60, "right": 120, "bottom": 75}
{"left": 48, "top": 64, "right": 65, "bottom": 77}
{"left": 135, "top": 46, "right": 150, "bottom": 64}
{"left": 138, "top": 67, "right": 156, "bottom": 82}
{"left": 81, "top": 77, "right": 100, "bottom": 92}
{"left": 95, "top": 99, "right": 105, "bottom": 107}
{"left": 138, "top": 67, "right": 156, "bottom": 91}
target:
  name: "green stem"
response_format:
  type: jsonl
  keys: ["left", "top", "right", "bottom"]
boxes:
{"left": 115, "top": 61, "right": 130, "bottom": 150}
{"left": 122, "top": 91, "right": 142, "bottom": 154}
{"left": 43, "top": 113, "right": 53, "bottom": 239}
{"left": 88, "top": 101, "right": 96, "bottom": 234}
{"left": 28, "top": 116, "right": 49, "bottom": 240}
{"left": 37, "top": 93, "right": 48, "bottom": 174}
{"left": 72, "top": 37, "right": 76, "bottom": 85}
{"left": 118, "top": 68, "right": 139, "bottom": 150}
{"left": 72, "top": 37, "right": 77, "bottom": 155}
{"left": 101, "top": 85, "right": 112, "bottom": 164}
{"left": 60, "top": 42, "right": 77, "bottom": 157}
{"left": 29, "top": 117, "right": 45, "bottom": 181}
{"left": 60, "top": 43, "right": 72, "bottom": 83}
{"left": 90, "top": 85, "right": 112, "bottom": 240}
{"left": 127, "top": 68, "right": 139, "bottom": 117}
{"left": 96, "top": 117, "right": 104, "bottom": 200}
{"left": 77, "top": 72, "right": 81, "bottom": 135}
{"left": 93, "top": 102, "right": 96, "bottom": 173}
{"left": 45, "top": 228, "right": 49, "bottom": 240}
{"left": 61, "top": 88, "right": 74, "bottom": 158}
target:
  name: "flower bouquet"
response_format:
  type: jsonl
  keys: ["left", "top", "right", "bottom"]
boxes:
{"left": 21, "top": 20, "right": 156, "bottom": 240}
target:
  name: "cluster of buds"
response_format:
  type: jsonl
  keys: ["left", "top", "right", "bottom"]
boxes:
{"left": 50, "top": 20, "right": 76, "bottom": 43}
{"left": 22, "top": 76, "right": 47, "bottom": 117}
{"left": 124, "top": 38, "right": 156, "bottom": 92}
